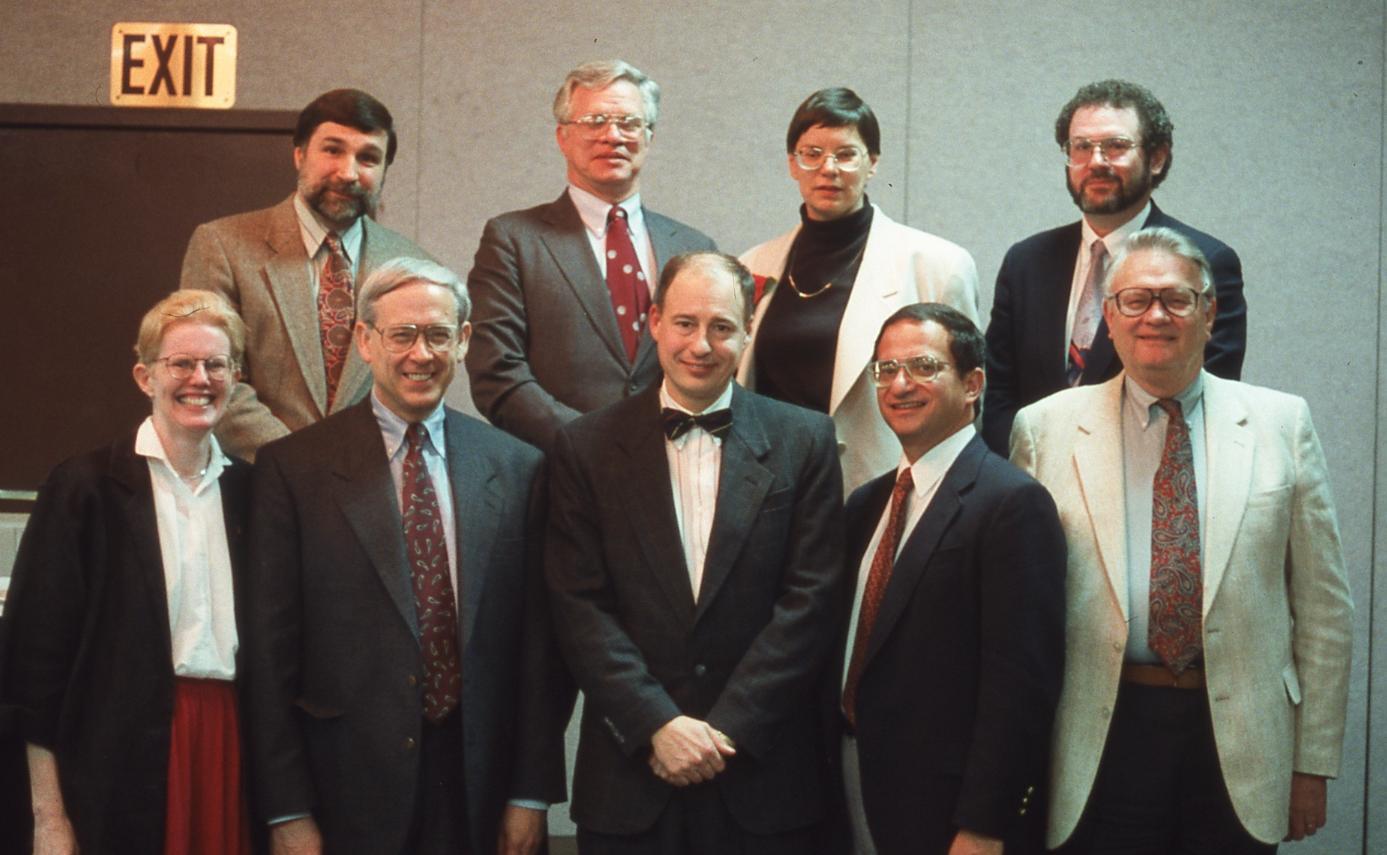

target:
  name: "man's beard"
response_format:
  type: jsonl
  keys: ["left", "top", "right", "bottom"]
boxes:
{"left": 1067, "top": 161, "right": 1152, "bottom": 216}
{"left": 300, "top": 178, "right": 379, "bottom": 227}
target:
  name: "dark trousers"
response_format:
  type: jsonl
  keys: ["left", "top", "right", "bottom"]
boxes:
{"left": 408, "top": 711, "right": 471, "bottom": 855}
{"left": 577, "top": 783, "right": 820, "bottom": 855}
{"left": 1056, "top": 682, "right": 1276, "bottom": 855}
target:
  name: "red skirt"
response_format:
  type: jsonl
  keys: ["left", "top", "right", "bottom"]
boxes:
{"left": 164, "top": 677, "right": 252, "bottom": 855}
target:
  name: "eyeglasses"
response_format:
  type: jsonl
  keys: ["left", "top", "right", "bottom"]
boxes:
{"left": 371, "top": 324, "right": 460, "bottom": 353}
{"left": 868, "top": 354, "right": 951, "bottom": 387}
{"left": 1064, "top": 136, "right": 1139, "bottom": 166}
{"left": 1106, "top": 287, "right": 1208, "bottom": 318}
{"left": 793, "top": 146, "right": 867, "bottom": 172}
{"left": 562, "top": 113, "right": 649, "bottom": 139}
{"left": 154, "top": 354, "right": 236, "bottom": 381}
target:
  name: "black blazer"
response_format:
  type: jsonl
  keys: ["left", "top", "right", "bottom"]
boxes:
{"left": 831, "top": 436, "right": 1066, "bottom": 854}
{"left": 465, "top": 191, "right": 717, "bottom": 453}
{"left": 982, "top": 203, "right": 1246, "bottom": 453}
{"left": 242, "top": 400, "right": 569, "bottom": 854}
{"left": 546, "top": 384, "right": 848, "bottom": 836}
{"left": 0, "top": 432, "right": 250, "bottom": 854}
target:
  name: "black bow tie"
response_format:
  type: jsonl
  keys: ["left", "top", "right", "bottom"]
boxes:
{"left": 660, "top": 407, "right": 733, "bottom": 442}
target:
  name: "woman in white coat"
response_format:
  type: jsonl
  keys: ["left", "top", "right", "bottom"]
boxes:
{"left": 738, "top": 88, "right": 980, "bottom": 492}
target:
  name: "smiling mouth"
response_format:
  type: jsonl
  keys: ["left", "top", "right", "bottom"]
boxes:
{"left": 404, "top": 372, "right": 434, "bottom": 381}
{"left": 177, "top": 394, "right": 213, "bottom": 407}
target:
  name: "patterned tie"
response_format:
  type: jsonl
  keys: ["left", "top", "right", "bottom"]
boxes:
{"left": 660, "top": 407, "right": 733, "bottom": 442}
{"left": 402, "top": 424, "right": 461, "bottom": 721}
{"left": 1149, "top": 399, "right": 1203, "bottom": 674}
{"left": 842, "top": 468, "right": 914, "bottom": 729}
{"left": 318, "top": 232, "right": 354, "bottom": 409}
{"left": 1067, "top": 239, "right": 1109, "bottom": 386}
{"left": 605, "top": 206, "right": 650, "bottom": 363}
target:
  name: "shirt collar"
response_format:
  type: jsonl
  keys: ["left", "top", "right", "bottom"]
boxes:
{"left": 568, "top": 184, "right": 643, "bottom": 240}
{"left": 370, "top": 391, "right": 447, "bottom": 459}
{"left": 1081, "top": 199, "right": 1152, "bottom": 254}
{"left": 134, "top": 416, "right": 229, "bottom": 489}
{"left": 1123, "top": 371, "right": 1205, "bottom": 429}
{"left": 897, "top": 423, "right": 975, "bottom": 499}
{"left": 294, "top": 193, "right": 364, "bottom": 264}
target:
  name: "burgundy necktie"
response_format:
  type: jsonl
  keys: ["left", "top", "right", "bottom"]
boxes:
{"left": 402, "top": 423, "right": 461, "bottom": 721}
{"left": 1068, "top": 239, "right": 1108, "bottom": 386}
{"left": 842, "top": 468, "right": 914, "bottom": 729}
{"left": 318, "top": 232, "right": 354, "bottom": 409}
{"left": 605, "top": 206, "right": 650, "bottom": 363}
{"left": 1149, "top": 399, "right": 1202, "bottom": 674}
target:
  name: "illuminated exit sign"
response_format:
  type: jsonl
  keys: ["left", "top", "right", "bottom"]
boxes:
{"left": 110, "top": 23, "right": 237, "bottom": 108}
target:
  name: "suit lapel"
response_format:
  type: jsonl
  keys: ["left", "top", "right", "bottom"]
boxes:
{"left": 332, "top": 217, "right": 380, "bottom": 414}
{"left": 333, "top": 402, "right": 419, "bottom": 639}
{"left": 864, "top": 437, "right": 983, "bottom": 665}
{"left": 1041, "top": 223, "right": 1084, "bottom": 390}
{"left": 444, "top": 410, "right": 501, "bottom": 654}
{"left": 1073, "top": 378, "right": 1131, "bottom": 619}
{"left": 539, "top": 193, "right": 629, "bottom": 367}
{"left": 617, "top": 389, "right": 697, "bottom": 624}
{"left": 108, "top": 437, "right": 175, "bottom": 661}
{"left": 695, "top": 388, "right": 775, "bottom": 621}
{"left": 830, "top": 206, "right": 896, "bottom": 416}
{"left": 1199, "top": 375, "right": 1251, "bottom": 612}
{"left": 263, "top": 196, "right": 329, "bottom": 416}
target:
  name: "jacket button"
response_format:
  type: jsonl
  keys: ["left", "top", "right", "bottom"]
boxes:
{"left": 407, "top": 674, "right": 418, "bottom": 687}
{"left": 693, "top": 664, "right": 708, "bottom": 677}
{"left": 403, "top": 737, "right": 416, "bottom": 751}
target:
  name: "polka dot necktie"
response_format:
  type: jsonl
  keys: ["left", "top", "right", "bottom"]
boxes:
{"left": 605, "top": 205, "right": 650, "bottom": 363}
{"left": 841, "top": 467, "right": 913, "bottom": 729}
{"left": 1149, "top": 399, "right": 1202, "bottom": 674}
{"left": 318, "top": 232, "right": 354, "bottom": 409}
{"left": 402, "top": 423, "right": 461, "bottom": 721}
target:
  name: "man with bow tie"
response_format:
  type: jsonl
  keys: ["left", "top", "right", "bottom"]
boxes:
{"left": 546, "top": 251, "right": 848, "bottom": 853}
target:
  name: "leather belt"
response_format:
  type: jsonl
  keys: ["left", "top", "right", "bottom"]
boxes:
{"left": 1121, "top": 663, "right": 1205, "bottom": 689}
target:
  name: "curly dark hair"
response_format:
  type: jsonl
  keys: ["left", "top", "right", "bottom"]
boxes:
{"left": 1054, "top": 80, "right": 1174, "bottom": 188}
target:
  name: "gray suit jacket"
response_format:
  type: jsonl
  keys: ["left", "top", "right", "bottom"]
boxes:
{"left": 465, "top": 191, "right": 716, "bottom": 452}
{"left": 243, "top": 400, "right": 570, "bottom": 854}
{"left": 179, "top": 194, "right": 433, "bottom": 459}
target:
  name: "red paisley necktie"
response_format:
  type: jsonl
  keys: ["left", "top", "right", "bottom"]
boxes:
{"left": 318, "top": 232, "right": 354, "bottom": 410}
{"left": 1149, "top": 399, "right": 1202, "bottom": 674}
{"left": 402, "top": 423, "right": 461, "bottom": 721}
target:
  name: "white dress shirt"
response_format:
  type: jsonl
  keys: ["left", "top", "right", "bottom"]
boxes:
{"left": 136, "top": 417, "right": 238, "bottom": 680}
{"left": 841, "top": 425, "right": 976, "bottom": 689}
{"left": 661, "top": 382, "right": 734, "bottom": 601}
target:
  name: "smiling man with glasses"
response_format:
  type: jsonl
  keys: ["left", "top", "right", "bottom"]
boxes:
{"left": 1012, "top": 228, "right": 1351, "bottom": 854}
{"left": 981, "top": 79, "right": 1247, "bottom": 456}
{"left": 465, "top": 59, "right": 717, "bottom": 455}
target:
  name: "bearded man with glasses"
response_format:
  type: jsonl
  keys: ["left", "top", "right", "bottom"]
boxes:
{"left": 982, "top": 79, "right": 1247, "bottom": 456}
{"left": 465, "top": 59, "right": 716, "bottom": 455}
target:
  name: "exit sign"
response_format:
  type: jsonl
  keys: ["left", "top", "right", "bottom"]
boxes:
{"left": 110, "top": 23, "right": 237, "bottom": 108}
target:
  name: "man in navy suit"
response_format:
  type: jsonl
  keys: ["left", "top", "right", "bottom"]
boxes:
{"left": 982, "top": 79, "right": 1246, "bottom": 453}
{"left": 834, "top": 303, "right": 1066, "bottom": 854}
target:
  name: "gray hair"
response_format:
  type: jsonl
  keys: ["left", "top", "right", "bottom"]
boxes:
{"left": 1104, "top": 226, "right": 1214, "bottom": 298}
{"left": 552, "top": 59, "right": 661, "bottom": 129}
{"left": 358, "top": 257, "right": 471, "bottom": 325}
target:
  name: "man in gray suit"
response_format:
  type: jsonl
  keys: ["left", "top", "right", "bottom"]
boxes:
{"left": 465, "top": 59, "right": 716, "bottom": 453}
{"left": 180, "top": 88, "right": 434, "bottom": 460}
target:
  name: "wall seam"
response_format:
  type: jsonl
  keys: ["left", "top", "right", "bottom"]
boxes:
{"left": 903, "top": 0, "right": 915, "bottom": 224}
{"left": 413, "top": 0, "right": 427, "bottom": 239}
{"left": 1369, "top": 1, "right": 1386, "bottom": 851}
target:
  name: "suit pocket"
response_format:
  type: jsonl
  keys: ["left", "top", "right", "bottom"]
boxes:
{"left": 1246, "top": 483, "right": 1292, "bottom": 508}
{"left": 760, "top": 487, "right": 793, "bottom": 514}
{"left": 1281, "top": 663, "right": 1302, "bottom": 706}
{"left": 293, "top": 697, "right": 345, "bottom": 719}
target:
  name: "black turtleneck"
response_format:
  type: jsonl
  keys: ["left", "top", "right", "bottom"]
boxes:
{"left": 754, "top": 199, "right": 874, "bottom": 413}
